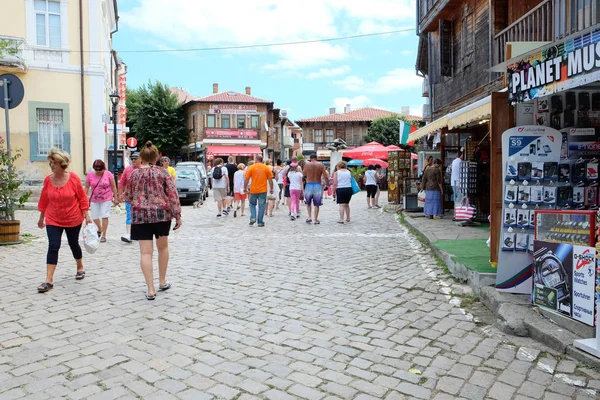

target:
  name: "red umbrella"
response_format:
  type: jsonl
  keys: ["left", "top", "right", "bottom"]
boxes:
{"left": 343, "top": 142, "right": 390, "bottom": 160}
{"left": 386, "top": 145, "right": 402, "bottom": 151}
{"left": 362, "top": 159, "right": 389, "bottom": 168}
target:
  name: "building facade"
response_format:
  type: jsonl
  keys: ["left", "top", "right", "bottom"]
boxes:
{"left": 0, "top": 0, "right": 120, "bottom": 178}
{"left": 296, "top": 106, "right": 421, "bottom": 163}
{"left": 181, "top": 84, "right": 275, "bottom": 165}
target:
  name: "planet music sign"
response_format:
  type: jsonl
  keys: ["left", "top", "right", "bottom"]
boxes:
{"left": 508, "top": 28, "right": 600, "bottom": 104}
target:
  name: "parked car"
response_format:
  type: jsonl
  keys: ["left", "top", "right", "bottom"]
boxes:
{"left": 175, "top": 167, "right": 205, "bottom": 204}
{"left": 176, "top": 161, "right": 209, "bottom": 199}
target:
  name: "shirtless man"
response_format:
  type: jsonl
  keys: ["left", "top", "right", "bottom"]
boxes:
{"left": 302, "top": 153, "right": 329, "bottom": 224}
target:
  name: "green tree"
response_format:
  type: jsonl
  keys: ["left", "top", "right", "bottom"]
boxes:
{"left": 126, "top": 81, "right": 187, "bottom": 157}
{"left": 364, "top": 115, "right": 425, "bottom": 150}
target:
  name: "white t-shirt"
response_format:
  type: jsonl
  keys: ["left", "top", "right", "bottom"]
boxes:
{"left": 336, "top": 170, "right": 352, "bottom": 188}
{"left": 288, "top": 170, "right": 303, "bottom": 191}
{"left": 277, "top": 169, "right": 284, "bottom": 184}
{"left": 451, "top": 157, "right": 462, "bottom": 186}
{"left": 233, "top": 170, "right": 245, "bottom": 193}
{"left": 365, "top": 170, "right": 378, "bottom": 185}
{"left": 211, "top": 166, "right": 228, "bottom": 189}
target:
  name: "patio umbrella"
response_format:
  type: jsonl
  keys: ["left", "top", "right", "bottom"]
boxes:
{"left": 343, "top": 142, "right": 390, "bottom": 160}
{"left": 363, "top": 159, "right": 389, "bottom": 168}
{"left": 386, "top": 145, "right": 402, "bottom": 151}
{"left": 347, "top": 159, "right": 363, "bottom": 167}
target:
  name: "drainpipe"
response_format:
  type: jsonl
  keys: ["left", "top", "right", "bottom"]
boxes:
{"left": 79, "top": 0, "right": 86, "bottom": 173}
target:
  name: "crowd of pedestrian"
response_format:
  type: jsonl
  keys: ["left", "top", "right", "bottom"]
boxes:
{"left": 35, "top": 148, "right": 386, "bottom": 299}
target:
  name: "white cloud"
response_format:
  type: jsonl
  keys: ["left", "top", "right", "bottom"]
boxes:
{"left": 333, "top": 95, "right": 373, "bottom": 111}
{"left": 334, "top": 68, "right": 422, "bottom": 94}
{"left": 306, "top": 65, "right": 351, "bottom": 80}
{"left": 333, "top": 76, "right": 365, "bottom": 91}
{"left": 121, "top": 0, "right": 416, "bottom": 72}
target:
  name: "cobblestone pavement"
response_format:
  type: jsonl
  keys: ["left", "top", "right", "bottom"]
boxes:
{"left": 1, "top": 193, "right": 600, "bottom": 399}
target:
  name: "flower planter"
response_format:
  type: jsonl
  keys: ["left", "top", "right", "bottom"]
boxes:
{"left": 0, "top": 220, "right": 22, "bottom": 245}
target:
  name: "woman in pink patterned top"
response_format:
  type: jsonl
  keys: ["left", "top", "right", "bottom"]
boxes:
{"left": 123, "top": 141, "right": 182, "bottom": 300}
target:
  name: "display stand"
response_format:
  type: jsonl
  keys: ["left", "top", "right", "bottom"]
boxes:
{"left": 387, "top": 150, "right": 412, "bottom": 205}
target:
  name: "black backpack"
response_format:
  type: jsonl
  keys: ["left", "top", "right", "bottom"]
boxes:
{"left": 212, "top": 166, "right": 223, "bottom": 180}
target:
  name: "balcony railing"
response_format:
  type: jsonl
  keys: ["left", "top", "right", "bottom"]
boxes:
{"left": 553, "top": 0, "right": 599, "bottom": 40}
{"left": 418, "top": 0, "right": 441, "bottom": 23}
{"left": 0, "top": 36, "right": 27, "bottom": 72}
{"left": 493, "top": 0, "right": 553, "bottom": 65}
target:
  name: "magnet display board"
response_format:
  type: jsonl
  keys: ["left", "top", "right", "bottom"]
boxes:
{"left": 496, "top": 126, "right": 562, "bottom": 293}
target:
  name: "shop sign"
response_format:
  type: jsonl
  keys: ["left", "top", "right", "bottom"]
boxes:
{"left": 210, "top": 104, "right": 258, "bottom": 115}
{"left": 205, "top": 129, "right": 257, "bottom": 139}
{"left": 569, "top": 128, "right": 596, "bottom": 136}
{"left": 302, "top": 143, "right": 315, "bottom": 151}
{"left": 508, "top": 28, "right": 600, "bottom": 104}
{"left": 533, "top": 241, "right": 596, "bottom": 326}
{"left": 317, "top": 150, "right": 331, "bottom": 158}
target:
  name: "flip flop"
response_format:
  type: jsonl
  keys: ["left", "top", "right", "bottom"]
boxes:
{"left": 38, "top": 282, "right": 54, "bottom": 293}
{"left": 314, "top": 220, "right": 321, "bottom": 225}
{"left": 337, "top": 221, "right": 344, "bottom": 224}
{"left": 159, "top": 282, "right": 172, "bottom": 291}
{"left": 75, "top": 271, "right": 85, "bottom": 280}
{"left": 305, "top": 219, "right": 312, "bottom": 224}
{"left": 145, "top": 293, "right": 155, "bottom": 300}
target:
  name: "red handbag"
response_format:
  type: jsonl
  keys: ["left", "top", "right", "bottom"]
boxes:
{"left": 455, "top": 197, "right": 476, "bottom": 220}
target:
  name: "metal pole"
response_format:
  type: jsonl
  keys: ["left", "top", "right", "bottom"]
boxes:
{"left": 2, "top": 78, "right": 11, "bottom": 157}
{"left": 280, "top": 120, "right": 285, "bottom": 161}
{"left": 113, "top": 105, "right": 118, "bottom": 189}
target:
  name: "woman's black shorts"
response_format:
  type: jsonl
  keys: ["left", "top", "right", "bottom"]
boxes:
{"left": 365, "top": 184, "right": 377, "bottom": 198}
{"left": 131, "top": 221, "right": 171, "bottom": 241}
{"left": 336, "top": 187, "right": 353, "bottom": 204}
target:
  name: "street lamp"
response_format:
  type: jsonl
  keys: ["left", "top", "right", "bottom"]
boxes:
{"left": 109, "top": 92, "right": 120, "bottom": 188}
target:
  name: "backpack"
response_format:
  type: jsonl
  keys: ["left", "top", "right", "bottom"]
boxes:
{"left": 212, "top": 166, "right": 223, "bottom": 180}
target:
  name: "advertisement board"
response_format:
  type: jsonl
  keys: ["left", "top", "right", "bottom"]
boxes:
{"left": 497, "top": 126, "right": 562, "bottom": 294}
{"left": 507, "top": 28, "right": 600, "bottom": 104}
{"left": 533, "top": 240, "right": 596, "bottom": 326}
{"left": 205, "top": 129, "right": 257, "bottom": 139}
{"left": 210, "top": 104, "right": 258, "bottom": 115}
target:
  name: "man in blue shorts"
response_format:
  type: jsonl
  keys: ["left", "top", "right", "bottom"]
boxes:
{"left": 303, "top": 153, "right": 329, "bottom": 224}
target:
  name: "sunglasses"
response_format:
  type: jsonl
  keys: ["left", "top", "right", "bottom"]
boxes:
{"left": 94, "top": 167, "right": 104, "bottom": 171}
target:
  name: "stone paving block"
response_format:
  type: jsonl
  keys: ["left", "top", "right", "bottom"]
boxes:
{"left": 264, "top": 389, "right": 296, "bottom": 400}
{"left": 459, "top": 383, "right": 488, "bottom": 400}
{"left": 436, "top": 375, "right": 465, "bottom": 395}
{"left": 236, "top": 378, "right": 269, "bottom": 395}
{"left": 488, "top": 382, "right": 517, "bottom": 400}
{"left": 395, "top": 381, "right": 431, "bottom": 399}
{"left": 176, "top": 389, "right": 214, "bottom": 400}
{"left": 154, "top": 379, "right": 188, "bottom": 394}
{"left": 498, "top": 368, "right": 527, "bottom": 387}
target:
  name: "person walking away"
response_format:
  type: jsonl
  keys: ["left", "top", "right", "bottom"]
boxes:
{"left": 373, "top": 164, "right": 384, "bottom": 208}
{"left": 37, "top": 149, "right": 92, "bottom": 292}
{"left": 85, "top": 159, "right": 118, "bottom": 243}
{"left": 421, "top": 158, "right": 444, "bottom": 219}
{"left": 244, "top": 155, "right": 274, "bottom": 227}
{"left": 233, "top": 163, "right": 247, "bottom": 218}
{"left": 265, "top": 159, "right": 278, "bottom": 217}
{"left": 160, "top": 156, "right": 176, "bottom": 181}
{"left": 302, "top": 154, "right": 329, "bottom": 224}
{"left": 119, "top": 152, "right": 141, "bottom": 243}
{"left": 333, "top": 161, "right": 353, "bottom": 223}
{"left": 211, "top": 158, "right": 230, "bottom": 217}
{"left": 224, "top": 156, "right": 238, "bottom": 212}
{"left": 123, "top": 141, "right": 182, "bottom": 300}
{"left": 451, "top": 151, "right": 463, "bottom": 202}
{"left": 364, "top": 165, "right": 378, "bottom": 209}
{"left": 283, "top": 159, "right": 292, "bottom": 209}
{"left": 287, "top": 163, "right": 303, "bottom": 220}
{"left": 275, "top": 160, "right": 284, "bottom": 208}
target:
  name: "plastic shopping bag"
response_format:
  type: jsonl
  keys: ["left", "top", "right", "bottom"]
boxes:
{"left": 351, "top": 178, "right": 361, "bottom": 195}
{"left": 82, "top": 223, "right": 99, "bottom": 254}
{"left": 417, "top": 190, "right": 426, "bottom": 208}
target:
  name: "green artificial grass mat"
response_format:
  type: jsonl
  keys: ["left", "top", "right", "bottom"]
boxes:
{"left": 434, "top": 239, "right": 496, "bottom": 274}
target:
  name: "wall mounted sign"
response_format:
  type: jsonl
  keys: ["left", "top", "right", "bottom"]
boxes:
{"left": 210, "top": 104, "right": 258, "bottom": 114}
{"left": 508, "top": 28, "right": 600, "bottom": 104}
{"left": 205, "top": 129, "right": 257, "bottom": 139}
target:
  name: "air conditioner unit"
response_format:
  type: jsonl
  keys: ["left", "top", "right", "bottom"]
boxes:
{"left": 280, "top": 109, "right": 288, "bottom": 118}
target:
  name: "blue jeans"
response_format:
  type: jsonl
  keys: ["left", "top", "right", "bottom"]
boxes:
{"left": 249, "top": 192, "right": 267, "bottom": 224}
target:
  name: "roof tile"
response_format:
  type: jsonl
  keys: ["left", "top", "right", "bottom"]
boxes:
{"left": 194, "top": 90, "right": 273, "bottom": 104}
{"left": 295, "top": 107, "right": 422, "bottom": 123}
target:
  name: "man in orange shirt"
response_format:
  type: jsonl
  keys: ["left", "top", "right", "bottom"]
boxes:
{"left": 244, "top": 155, "right": 274, "bottom": 227}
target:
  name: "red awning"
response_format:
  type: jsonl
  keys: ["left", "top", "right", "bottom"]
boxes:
{"left": 206, "top": 146, "right": 262, "bottom": 157}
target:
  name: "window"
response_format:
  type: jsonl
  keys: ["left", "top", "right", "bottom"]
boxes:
{"left": 325, "top": 129, "right": 335, "bottom": 142}
{"left": 314, "top": 129, "right": 323, "bottom": 143}
{"left": 37, "top": 108, "right": 64, "bottom": 155}
{"left": 221, "top": 114, "right": 230, "bottom": 128}
{"left": 191, "top": 115, "right": 196, "bottom": 133}
{"left": 237, "top": 115, "right": 245, "bottom": 129}
{"left": 251, "top": 115, "right": 259, "bottom": 129}
{"left": 462, "top": 4, "right": 474, "bottom": 68}
{"left": 207, "top": 115, "right": 216, "bottom": 128}
{"left": 35, "top": 0, "right": 61, "bottom": 48}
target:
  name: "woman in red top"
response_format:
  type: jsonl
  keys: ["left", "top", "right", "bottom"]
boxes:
{"left": 37, "top": 149, "right": 92, "bottom": 292}
{"left": 124, "top": 141, "right": 182, "bottom": 300}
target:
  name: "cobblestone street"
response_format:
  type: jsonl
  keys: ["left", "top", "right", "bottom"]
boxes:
{"left": 1, "top": 194, "right": 599, "bottom": 399}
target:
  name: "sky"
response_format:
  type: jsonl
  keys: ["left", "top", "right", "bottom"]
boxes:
{"left": 113, "top": 0, "right": 424, "bottom": 121}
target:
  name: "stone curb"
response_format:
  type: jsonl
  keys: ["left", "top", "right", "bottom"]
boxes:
{"left": 400, "top": 211, "right": 600, "bottom": 369}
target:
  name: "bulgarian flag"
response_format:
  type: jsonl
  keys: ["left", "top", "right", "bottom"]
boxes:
{"left": 399, "top": 120, "right": 417, "bottom": 146}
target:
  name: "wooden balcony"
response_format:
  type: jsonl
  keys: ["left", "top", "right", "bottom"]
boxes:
{"left": 493, "top": 0, "right": 553, "bottom": 65}
{"left": 0, "top": 36, "right": 27, "bottom": 73}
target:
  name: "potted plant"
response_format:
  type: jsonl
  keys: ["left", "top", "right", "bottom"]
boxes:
{"left": 0, "top": 136, "right": 31, "bottom": 244}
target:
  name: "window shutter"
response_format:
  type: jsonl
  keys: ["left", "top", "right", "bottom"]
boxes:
{"left": 439, "top": 20, "right": 453, "bottom": 77}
